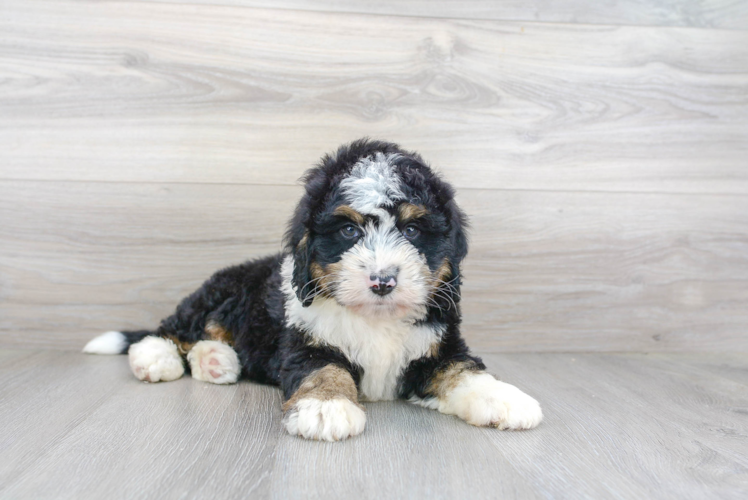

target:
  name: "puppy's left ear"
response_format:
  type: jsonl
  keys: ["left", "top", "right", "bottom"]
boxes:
{"left": 446, "top": 199, "right": 469, "bottom": 266}
{"left": 291, "top": 234, "right": 316, "bottom": 307}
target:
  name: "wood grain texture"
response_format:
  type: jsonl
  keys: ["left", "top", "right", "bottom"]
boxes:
{"left": 141, "top": 0, "right": 748, "bottom": 30}
{"left": 1, "top": 1, "right": 747, "bottom": 353}
{"left": 481, "top": 352, "right": 748, "bottom": 499}
{"left": 0, "top": 350, "right": 129, "bottom": 489}
{"left": 1, "top": 350, "right": 746, "bottom": 499}
{"left": 2, "top": 180, "right": 747, "bottom": 352}
{"left": 2, "top": 1, "right": 748, "bottom": 194}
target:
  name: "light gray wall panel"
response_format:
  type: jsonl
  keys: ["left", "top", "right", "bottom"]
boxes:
{"left": 124, "top": 0, "right": 748, "bottom": 30}
{"left": 2, "top": 181, "right": 746, "bottom": 351}
{"left": 2, "top": 2, "right": 747, "bottom": 194}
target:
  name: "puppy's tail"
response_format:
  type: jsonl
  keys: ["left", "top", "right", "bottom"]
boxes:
{"left": 82, "top": 330, "right": 152, "bottom": 355}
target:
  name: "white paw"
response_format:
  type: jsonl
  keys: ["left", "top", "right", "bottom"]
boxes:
{"left": 128, "top": 336, "right": 184, "bottom": 383}
{"left": 439, "top": 372, "right": 543, "bottom": 430}
{"left": 187, "top": 340, "right": 240, "bottom": 385}
{"left": 283, "top": 398, "right": 366, "bottom": 441}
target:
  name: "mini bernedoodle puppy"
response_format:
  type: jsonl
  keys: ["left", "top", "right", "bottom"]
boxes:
{"left": 84, "top": 139, "right": 543, "bottom": 441}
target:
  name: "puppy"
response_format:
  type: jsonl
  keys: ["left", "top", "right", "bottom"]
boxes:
{"left": 84, "top": 139, "right": 542, "bottom": 441}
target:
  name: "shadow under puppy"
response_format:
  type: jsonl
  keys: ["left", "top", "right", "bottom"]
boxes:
{"left": 84, "top": 139, "right": 543, "bottom": 441}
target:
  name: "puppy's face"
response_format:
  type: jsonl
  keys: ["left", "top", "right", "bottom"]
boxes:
{"left": 288, "top": 145, "right": 467, "bottom": 320}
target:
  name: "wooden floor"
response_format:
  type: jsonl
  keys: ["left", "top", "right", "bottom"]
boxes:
{"left": 1, "top": 349, "right": 746, "bottom": 499}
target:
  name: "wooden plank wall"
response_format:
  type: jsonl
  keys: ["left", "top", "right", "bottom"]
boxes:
{"left": 1, "top": 0, "right": 747, "bottom": 352}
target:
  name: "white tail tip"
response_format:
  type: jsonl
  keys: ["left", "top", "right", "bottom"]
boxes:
{"left": 83, "top": 331, "right": 127, "bottom": 355}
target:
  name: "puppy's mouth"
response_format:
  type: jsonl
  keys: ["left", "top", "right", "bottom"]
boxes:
{"left": 346, "top": 300, "right": 416, "bottom": 319}
{"left": 317, "top": 264, "right": 429, "bottom": 319}
{"left": 339, "top": 284, "right": 425, "bottom": 319}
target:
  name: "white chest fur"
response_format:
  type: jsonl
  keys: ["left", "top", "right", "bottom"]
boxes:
{"left": 281, "top": 257, "right": 443, "bottom": 401}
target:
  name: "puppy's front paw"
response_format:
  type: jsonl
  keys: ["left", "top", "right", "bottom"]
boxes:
{"left": 283, "top": 397, "right": 366, "bottom": 441}
{"left": 441, "top": 372, "right": 543, "bottom": 430}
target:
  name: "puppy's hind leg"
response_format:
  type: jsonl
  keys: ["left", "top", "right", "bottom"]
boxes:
{"left": 84, "top": 329, "right": 185, "bottom": 383}
{"left": 187, "top": 340, "right": 241, "bottom": 385}
{"left": 128, "top": 336, "right": 185, "bottom": 383}
{"left": 182, "top": 320, "right": 241, "bottom": 385}
{"left": 118, "top": 316, "right": 240, "bottom": 384}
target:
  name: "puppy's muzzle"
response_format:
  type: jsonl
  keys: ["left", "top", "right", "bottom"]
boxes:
{"left": 368, "top": 274, "right": 397, "bottom": 296}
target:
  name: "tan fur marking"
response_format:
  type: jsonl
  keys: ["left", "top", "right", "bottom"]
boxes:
{"left": 429, "top": 258, "right": 453, "bottom": 298}
{"left": 310, "top": 261, "right": 325, "bottom": 280}
{"left": 304, "top": 335, "right": 324, "bottom": 348}
{"left": 283, "top": 365, "right": 363, "bottom": 413}
{"left": 428, "top": 342, "right": 440, "bottom": 358}
{"left": 298, "top": 231, "right": 308, "bottom": 249}
{"left": 434, "top": 258, "right": 451, "bottom": 283}
{"left": 428, "top": 361, "right": 482, "bottom": 398}
{"left": 333, "top": 205, "right": 365, "bottom": 225}
{"left": 309, "top": 261, "right": 342, "bottom": 298}
{"left": 398, "top": 203, "right": 429, "bottom": 222}
{"left": 166, "top": 335, "right": 195, "bottom": 357}
{"left": 205, "top": 321, "right": 234, "bottom": 345}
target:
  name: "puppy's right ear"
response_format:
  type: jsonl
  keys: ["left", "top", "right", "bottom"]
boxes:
{"left": 285, "top": 162, "right": 330, "bottom": 307}
{"left": 291, "top": 232, "right": 315, "bottom": 307}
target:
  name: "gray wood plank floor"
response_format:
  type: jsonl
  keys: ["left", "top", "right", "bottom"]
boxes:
{"left": 2, "top": 349, "right": 746, "bottom": 499}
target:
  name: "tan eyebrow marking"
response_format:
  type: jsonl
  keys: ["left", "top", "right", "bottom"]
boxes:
{"left": 333, "top": 205, "right": 365, "bottom": 225}
{"left": 398, "top": 203, "right": 429, "bottom": 222}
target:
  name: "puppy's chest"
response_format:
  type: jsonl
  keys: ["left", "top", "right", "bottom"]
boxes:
{"left": 291, "top": 303, "right": 443, "bottom": 401}
{"left": 345, "top": 321, "right": 439, "bottom": 401}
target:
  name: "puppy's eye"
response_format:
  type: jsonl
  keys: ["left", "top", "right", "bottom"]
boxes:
{"left": 402, "top": 225, "right": 420, "bottom": 239}
{"left": 340, "top": 224, "right": 361, "bottom": 240}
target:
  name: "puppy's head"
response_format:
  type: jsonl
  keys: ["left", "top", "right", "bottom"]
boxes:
{"left": 285, "top": 139, "right": 467, "bottom": 320}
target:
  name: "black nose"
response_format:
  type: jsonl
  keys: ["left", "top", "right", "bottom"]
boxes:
{"left": 369, "top": 274, "right": 397, "bottom": 296}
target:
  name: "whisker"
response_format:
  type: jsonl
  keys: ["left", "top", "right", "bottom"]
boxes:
{"left": 433, "top": 279, "right": 460, "bottom": 294}
{"left": 434, "top": 275, "right": 461, "bottom": 287}
{"left": 431, "top": 279, "right": 461, "bottom": 302}
{"left": 300, "top": 276, "right": 347, "bottom": 303}
{"left": 299, "top": 275, "right": 328, "bottom": 295}
{"left": 432, "top": 289, "right": 457, "bottom": 311}
{"left": 425, "top": 297, "right": 443, "bottom": 312}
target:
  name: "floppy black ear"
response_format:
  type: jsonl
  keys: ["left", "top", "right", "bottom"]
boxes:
{"left": 445, "top": 198, "right": 469, "bottom": 305}
{"left": 291, "top": 235, "right": 316, "bottom": 307}
{"left": 446, "top": 198, "right": 469, "bottom": 265}
{"left": 284, "top": 171, "right": 320, "bottom": 307}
